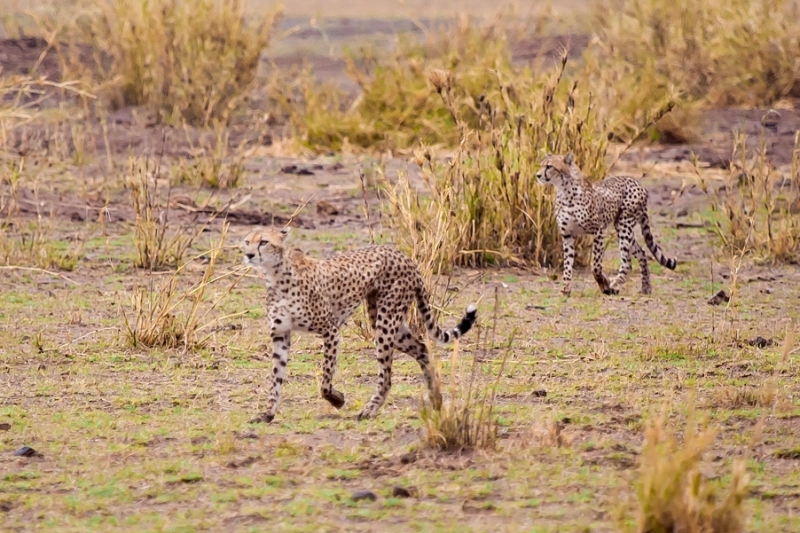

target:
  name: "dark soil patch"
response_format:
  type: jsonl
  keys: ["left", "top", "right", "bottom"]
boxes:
{"left": 0, "top": 37, "right": 93, "bottom": 81}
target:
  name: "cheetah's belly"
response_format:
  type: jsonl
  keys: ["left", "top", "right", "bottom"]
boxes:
{"left": 558, "top": 210, "right": 591, "bottom": 236}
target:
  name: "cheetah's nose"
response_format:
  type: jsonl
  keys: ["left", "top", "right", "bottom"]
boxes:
{"left": 245, "top": 253, "right": 255, "bottom": 260}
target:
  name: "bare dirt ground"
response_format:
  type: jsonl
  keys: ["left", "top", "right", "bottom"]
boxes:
{"left": 1, "top": 8, "right": 800, "bottom": 533}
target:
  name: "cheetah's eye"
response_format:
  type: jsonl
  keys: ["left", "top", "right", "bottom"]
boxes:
{"left": 244, "top": 240, "right": 250, "bottom": 246}
{"left": 259, "top": 240, "right": 268, "bottom": 247}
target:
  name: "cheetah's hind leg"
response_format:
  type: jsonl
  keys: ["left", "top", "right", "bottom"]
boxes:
{"left": 591, "top": 231, "right": 618, "bottom": 295}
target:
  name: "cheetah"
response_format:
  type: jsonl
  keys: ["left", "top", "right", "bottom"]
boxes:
{"left": 536, "top": 152, "right": 677, "bottom": 296}
{"left": 242, "top": 227, "right": 478, "bottom": 423}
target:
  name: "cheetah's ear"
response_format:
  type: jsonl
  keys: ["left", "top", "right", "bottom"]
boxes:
{"left": 279, "top": 226, "right": 291, "bottom": 239}
{"left": 564, "top": 152, "right": 575, "bottom": 165}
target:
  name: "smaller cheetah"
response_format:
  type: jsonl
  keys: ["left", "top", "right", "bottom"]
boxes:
{"left": 536, "top": 152, "right": 677, "bottom": 296}
{"left": 242, "top": 227, "right": 477, "bottom": 423}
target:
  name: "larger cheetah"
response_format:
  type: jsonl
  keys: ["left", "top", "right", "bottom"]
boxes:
{"left": 242, "top": 227, "right": 477, "bottom": 423}
{"left": 536, "top": 152, "right": 677, "bottom": 296}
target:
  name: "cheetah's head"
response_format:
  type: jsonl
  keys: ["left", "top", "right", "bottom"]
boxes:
{"left": 536, "top": 152, "right": 575, "bottom": 187}
{"left": 242, "top": 227, "right": 290, "bottom": 271}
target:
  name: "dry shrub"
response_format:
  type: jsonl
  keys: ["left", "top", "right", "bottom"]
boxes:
{"left": 589, "top": 0, "right": 800, "bottom": 134}
{"left": 700, "top": 128, "right": 800, "bottom": 264}
{"left": 712, "top": 386, "right": 776, "bottom": 409}
{"left": 123, "top": 222, "right": 245, "bottom": 349}
{"left": 45, "top": 0, "right": 282, "bottom": 125}
{"left": 0, "top": 75, "right": 94, "bottom": 149}
{"left": 385, "top": 55, "right": 610, "bottom": 270}
{"left": 171, "top": 125, "right": 246, "bottom": 189}
{"left": 0, "top": 220, "right": 84, "bottom": 272}
{"left": 635, "top": 406, "right": 749, "bottom": 533}
{"left": 273, "top": 13, "right": 545, "bottom": 152}
{"left": 420, "top": 297, "right": 509, "bottom": 453}
{"left": 127, "top": 157, "right": 203, "bottom": 270}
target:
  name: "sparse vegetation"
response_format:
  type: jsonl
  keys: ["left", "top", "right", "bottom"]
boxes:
{"left": 701, "top": 129, "right": 800, "bottom": 264}
{"left": 170, "top": 125, "right": 246, "bottom": 189}
{"left": 127, "top": 157, "right": 202, "bottom": 270}
{"left": 420, "top": 295, "right": 510, "bottom": 452}
{"left": 2, "top": 0, "right": 800, "bottom": 530}
{"left": 123, "top": 222, "right": 245, "bottom": 349}
{"left": 634, "top": 405, "right": 749, "bottom": 533}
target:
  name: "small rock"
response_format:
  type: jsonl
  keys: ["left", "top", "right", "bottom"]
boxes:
{"left": 0, "top": 423, "right": 10, "bottom": 431}
{"left": 747, "top": 336, "right": 774, "bottom": 349}
{"left": 351, "top": 490, "right": 377, "bottom": 502}
{"left": 316, "top": 201, "right": 339, "bottom": 216}
{"left": 707, "top": 290, "right": 730, "bottom": 306}
{"left": 226, "top": 456, "right": 258, "bottom": 469}
{"left": 774, "top": 448, "right": 800, "bottom": 460}
{"left": 676, "top": 208, "right": 689, "bottom": 217}
{"left": 525, "top": 304, "right": 546, "bottom": 311}
{"left": 392, "top": 486, "right": 416, "bottom": 498}
{"left": 329, "top": 162, "right": 345, "bottom": 171}
{"left": 532, "top": 389, "right": 547, "bottom": 398}
{"left": 399, "top": 452, "right": 417, "bottom": 465}
{"left": 0, "top": 502, "right": 12, "bottom": 512}
{"left": 281, "top": 165, "right": 315, "bottom": 176}
{"left": 13, "top": 446, "right": 38, "bottom": 457}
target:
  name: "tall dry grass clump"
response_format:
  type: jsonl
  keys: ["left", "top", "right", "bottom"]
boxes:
{"left": 49, "top": 0, "right": 282, "bottom": 125}
{"left": 273, "top": 13, "right": 541, "bottom": 152}
{"left": 700, "top": 128, "right": 800, "bottom": 264}
{"left": 420, "top": 295, "right": 509, "bottom": 452}
{"left": 123, "top": 222, "right": 245, "bottom": 349}
{"left": 127, "top": 157, "right": 203, "bottom": 270}
{"left": 634, "top": 406, "right": 749, "bottom": 533}
{"left": 385, "top": 55, "right": 611, "bottom": 270}
{"left": 589, "top": 0, "right": 800, "bottom": 133}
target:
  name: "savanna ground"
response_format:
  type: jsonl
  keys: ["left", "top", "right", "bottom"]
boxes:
{"left": 1, "top": 0, "right": 800, "bottom": 531}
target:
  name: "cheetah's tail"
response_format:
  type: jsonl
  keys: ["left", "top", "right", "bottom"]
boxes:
{"left": 415, "top": 287, "right": 478, "bottom": 344}
{"left": 640, "top": 213, "right": 677, "bottom": 270}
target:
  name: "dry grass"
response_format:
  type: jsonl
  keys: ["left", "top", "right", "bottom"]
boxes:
{"left": 589, "top": 0, "right": 800, "bottom": 110}
{"left": 122, "top": 222, "right": 245, "bottom": 349}
{"left": 634, "top": 404, "right": 750, "bottom": 533}
{"left": 0, "top": 218, "right": 84, "bottom": 272}
{"left": 41, "top": 0, "right": 281, "bottom": 126}
{"left": 272, "top": 13, "right": 545, "bottom": 152}
{"left": 384, "top": 56, "right": 610, "bottom": 270}
{"left": 700, "top": 128, "right": 800, "bottom": 264}
{"left": 170, "top": 125, "right": 246, "bottom": 189}
{"left": 420, "top": 293, "right": 509, "bottom": 452}
{"left": 127, "top": 157, "right": 202, "bottom": 270}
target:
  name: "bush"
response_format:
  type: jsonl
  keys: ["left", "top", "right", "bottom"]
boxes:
{"left": 52, "top": 0, "right": 282, "bottom": 125}
{"left": 385, "top": 56, "right": 609, "bottom": 270}
{"left": 273, "top": 14, "right": 541, "bottom": 153}
{"left": 634, "top": 407, "right": 749, "bottom": 533}
{"left": 700, "top": 128, "right": 800, "bottom": 264}
{"left": 589, "top": 0, "right": 800, "bottom": 116}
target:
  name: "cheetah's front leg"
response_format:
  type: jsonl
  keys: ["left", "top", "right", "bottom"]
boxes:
{"left": 250, "top": 311, "right": 292, "bottom": 424}
{"left": 320, "top": 325, "right": 345, "bottom": 409}
{"left": 561, "top": 234, "right": 575, "bottom": 296}
{"left": 591, "top": 230, "right": 618, "bottom": 296}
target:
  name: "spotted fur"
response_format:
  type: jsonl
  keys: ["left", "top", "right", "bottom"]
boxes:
{"left": 536, "top": 152, "right": 677, "bottom": 296}
{"left": 242, "top": 227, "right": 477, "bottom": 423}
